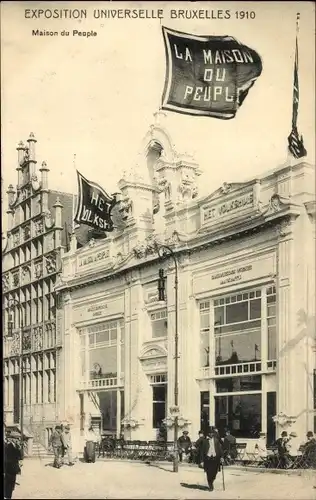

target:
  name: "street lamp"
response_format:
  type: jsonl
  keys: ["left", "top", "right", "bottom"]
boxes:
{"left": 7, "top": 299, "right": 24, "bottom": 458}
{"left": 157, "top": 244, "right": 179, "bottom": 473}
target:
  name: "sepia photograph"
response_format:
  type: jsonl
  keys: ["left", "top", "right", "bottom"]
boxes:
{"left": 1, "top": 1, "right": 315, "bottom": 498}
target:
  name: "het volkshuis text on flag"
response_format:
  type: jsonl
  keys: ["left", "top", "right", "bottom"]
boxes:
{"left": 74, "top": 171, "right": 117, "bottom": 232}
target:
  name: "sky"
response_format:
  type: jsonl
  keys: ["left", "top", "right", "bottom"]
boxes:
{"left": 1, "top": 1, "right": 315, "bottom": 213}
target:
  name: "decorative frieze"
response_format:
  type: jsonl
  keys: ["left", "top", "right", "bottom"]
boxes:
{"left": 10, "top": 332, "right": 20, "bottom": 356}
{"left": 45, "top": 252, "right": 57, "bottom": 274}
{"left": 34, "top": 259, "right": 43, "bottom": 279}
{"left": 12, "top": 231, "right": 20, "bottom": 248}
{"left": 22, "top": 329, "right": 32, "bottom": 352}
{"left": 32, "top": 326, "right": 43, "bottom": 351}
{"left": 22, "top": 224, "right": 31, "bottom": 242}
{"left": 12, "top": 271, "right": 20, "bottom": 288}
{"left": 34, "top": 219, "right": 44, "bottom": 236}
{"left": 2, "top": 274, "right": 10, "bottom": 292}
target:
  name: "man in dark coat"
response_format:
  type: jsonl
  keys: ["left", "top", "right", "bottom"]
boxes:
{"left": 49, "top": 425, "right": 66, "bottom": 468}
{"left": 194, "top": 431, "right": 205, "bottom": 466}
{"left": 177, "top": 430, "right": 192, "bottom": 462}
{"left": 201, "top": 426, "right": 224, "bottom": 491}
{"left": 4, "top": 431, "right": 23, "bottom": 499}
{"left": 274, "top": 431, "right": 290, "bottom": 469}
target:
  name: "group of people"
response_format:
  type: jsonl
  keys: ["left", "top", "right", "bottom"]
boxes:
{"left": 177, "top": 428, "right": 237, "bottom": 465}
{"left": 274, "top": 430, "right": 316, "bottom": 469}
{"left": 48, "top": 424, "right": 74, "bottom": 468}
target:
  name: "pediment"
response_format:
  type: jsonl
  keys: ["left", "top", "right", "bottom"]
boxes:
{"left": 139, "top": 344, "right": 167, "bottom": 360}
{"left": 200, "top": 180, "right": 255, "bottom": 205}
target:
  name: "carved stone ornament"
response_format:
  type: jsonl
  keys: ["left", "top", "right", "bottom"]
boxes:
{"left": 118, "top": 196, "right": 132, "bottom": 221}
{"left": 24, "top": 146, "right": 30, "bottom": 162}
{"left": 12, "top": 271, "right": 20, "bottom": 287}
{"left": 32, "top": 326, "right": 43, "bottom": 351}
{"left": 34, "top": 219, "right": 44, "bottom": 236}
{"left": 23, "top": 224, "right": 31, "bottom": 242}
{"left": 12, "top": 232, "right": 20, "bottom": 248}
{"left": 45, "top": 253, "right": 56, "bottom": 274}
{"left": 2, "top": 274, "right": 10, "bottom": 292}
{"left": 44, "top": 210, "right": 54, "bottom": 229}
{"left": 22, "top": 265, "right": 31, "bottom": 284}
{"left": 31, "top": 173, "right": 40, "bottom": 191}
{"left": 22, "top": 329, "right": 32, "bottom": 352}
{"left": 10, "top": 333, "right": 20, "bottom": 356}
{"left": 133, "top": 233, "right": 162, "bottom": 259}
{"left": 34, "top": 261, "right": 43, "bottom": 279}
{"left": 220, "top": 182, "right": 232, "bottom": 194}
{"left": 272, "top": 412, "right": 296, "bottom": 428}
{"left": 275, "top": 218, "right": 292, "bottom": 237}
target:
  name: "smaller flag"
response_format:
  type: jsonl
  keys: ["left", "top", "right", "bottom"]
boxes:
{"left": 255, "top": 344, "right": 259, "bottom": 352}
{"left": 288, "top": 127, "right": 307, "bottom": 159}
{"left": 74, "top": 171, "right": 117, "bottom": 232}
{"left": 287, "top": 13, "right": 307, "bottom": 159}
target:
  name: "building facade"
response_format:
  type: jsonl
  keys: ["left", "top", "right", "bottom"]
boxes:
{"left": 56, "top": 120, "right": 315, "bottom": 449}
{"left": 2, "top": 133, "right": 77, "bottom": 447}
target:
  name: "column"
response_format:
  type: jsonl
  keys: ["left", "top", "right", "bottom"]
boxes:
{"left": 261, "top": 286, "right": 268, "bottom": 434}
{"left": 209, "top": 299, "right": 216, "bottom": 427}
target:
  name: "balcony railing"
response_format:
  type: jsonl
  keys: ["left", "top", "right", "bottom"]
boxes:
{"left": 198, "top": 360, "right": 278, "bottom": 379}
{"left": 79, "top": 375, "right": 124, "bottom": 390}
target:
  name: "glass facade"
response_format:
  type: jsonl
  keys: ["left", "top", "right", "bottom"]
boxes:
{"left": 199, "top": 286, "right": 278, "bottom": 439}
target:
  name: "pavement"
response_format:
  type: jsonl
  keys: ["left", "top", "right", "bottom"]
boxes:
{"left": 13, "top": 458, "right": 316, "bottom": 499}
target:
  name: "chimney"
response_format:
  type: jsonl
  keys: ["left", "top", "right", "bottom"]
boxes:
{"left": 39, "top": 161, "right": 49, "bottom": 213}
{"left": 53, "top": 197, "right": 63, "bottom": 247}
{"left": 16, "top": 141, "right": 24, "bottom": 188}
{"left": 26, "top": 132, "right": 37, "bottom": 177}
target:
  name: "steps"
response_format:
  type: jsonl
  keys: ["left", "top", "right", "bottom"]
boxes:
{"left": 30, "top": 441, "right": 54, "bottom": 459}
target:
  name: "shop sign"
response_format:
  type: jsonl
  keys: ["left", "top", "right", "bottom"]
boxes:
{"left": 73, "top": 297, "right": 124, "bottom": 323}
{"left": 202, "top": 191, "right": 253, "bottom": 223}
{"left": 77, "top": 248, "right": 110, "bottom": 271}
{"left": 193, "top": 254, "right": 275, "bottom": 294}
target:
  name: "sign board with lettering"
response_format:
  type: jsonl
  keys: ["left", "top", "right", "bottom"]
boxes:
{"left": 76, "top": 247, "right": 112, "bottom": 273}
{"left": 73, "top": 296, "right": 124, "bottom": 324}
{"left": 193, "top": 253, "right": 275, "bottom": 295}
{"left": 202, "top": 190, "right": 254, "bottom": 225}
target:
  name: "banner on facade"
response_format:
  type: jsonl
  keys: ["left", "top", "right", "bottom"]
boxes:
{"left": 74, "top": 171, "right": 117, "bottom": 232}
{"left": 161, "top": 27, "right": 262, "bottom": 119}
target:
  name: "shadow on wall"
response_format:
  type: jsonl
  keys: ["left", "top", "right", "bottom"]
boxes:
{"left": 279, "top": 309, "right": 316, "bottom": 422}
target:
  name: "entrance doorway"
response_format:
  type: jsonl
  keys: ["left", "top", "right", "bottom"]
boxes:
{"left": 98, "top": 391, "right": 117, "bottom": 433}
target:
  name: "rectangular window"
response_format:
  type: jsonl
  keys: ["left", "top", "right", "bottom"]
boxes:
{"left": 215, "top": 375, "right": 262, "bottom": 393}
{"left": 200, "top": 391, "right": 210, "bottom": 434}
{"left": 152, "top": 384, "right": 167, "bottom": 429}
{"left": 214, "top": 289, "right": 262, "bottom": 367}
{"left": 215, "top": 393, "right": 261, "bottom": 438}
{"left": 199, "top": 302, "right": 210, "bottom": 367}
{"left": 267, "top": 286, "right": 277, "bottom": 360}
{"left": 150, "top": 309, "right": 168, "bottom": 339}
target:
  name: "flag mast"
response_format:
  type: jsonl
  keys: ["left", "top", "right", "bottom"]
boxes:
{"left": 287, "top": 12, "right": 307, "bottom": 161}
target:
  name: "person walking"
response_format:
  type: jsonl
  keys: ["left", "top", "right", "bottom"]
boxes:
{"left": 201, "top": 426, "right": 224, "bottom": 492}
{"left": 49, "top": 425, "right": 66, "bottom": 469}
{"left": 84, "top": 426, "right": 97, "bottom": 463}
{"left": 4, "top": 430, "right": 23, "bottom": 499}
{"left": 194, "top": 430, "right": 205, "bottom": 466}
{"left": 223, "top": 429, "right": 237, "bottom": 464}
{"left": 62, "top": 424, "right": 74, "bottom": 466}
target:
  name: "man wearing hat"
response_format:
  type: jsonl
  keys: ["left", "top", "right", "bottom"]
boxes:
{"left": 303, "top": 431, "right": 316, "bottom": 468}
{"left": 4, "top": 430, "right": 23, "bottom": 499}
{"left": 62, "top": 424, "right": 74, "bottom": 466}
{"left": 177, "top": 430, "right": 192, "bottom": 463}
{"left": 49, "top": 425, "right": 66, "bottom": 469}
{"left": 201, "top": 426, "right": 224, "bottom": 491}
{"left": 275, "top": 431, "right": 290, "bottom": 468}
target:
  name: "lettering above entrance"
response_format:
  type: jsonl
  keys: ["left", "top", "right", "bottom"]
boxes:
{"left": 201, "top": 190, "right": 254, "bottom": 225}
{"left": 193, "top": 253, "right": 276, "bottom": 294}
{"left": 73, "top": 297, "right": 124, "bottom": 323}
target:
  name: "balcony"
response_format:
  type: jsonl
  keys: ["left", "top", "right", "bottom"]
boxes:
{"left": 198, "top": 360, "right": 278, "bottom": 380}
{"left": 79, "top": 374, "right": 124, "bottom": 391}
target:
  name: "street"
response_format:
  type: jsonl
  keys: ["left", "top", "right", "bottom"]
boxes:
{"left": 13, "top": 458, "right": 315, "bottom": 499}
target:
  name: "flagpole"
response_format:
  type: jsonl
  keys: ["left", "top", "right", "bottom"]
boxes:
{"left": 72, "top": 154, "right": 77, "bottom": 233}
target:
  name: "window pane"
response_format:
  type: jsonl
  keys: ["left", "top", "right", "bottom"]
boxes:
{"left": 215, "top": 330, "right": 261, "bottom": 365}
{"left": 216, "top": 375, "right": 262, "bottom": 393}
{"left": 152, "top": 319, "right": 168, "bottom": 338}
{"left": 226, "top": 302, "right": 248, "bottom": 324}
{"left": 89, "top": 345, "right": 117, "bottom": 379}
{"left": 215, "top": 393, "right": 261, "bottom": 438}
{"left": 153, "top": 385, "right": 166, "bottom": 402}
{"left": 200, "top": 331, "right": 209, "bottom": 367}
{"left": 250, "top": 299, "right": 261, "bottom": 319}
{"left": 96, "top": 329, "right": 109, "bottom": 344}
{"left": 267, "top": 304, "right": 276, "bottom": 317}
{"left": 215, "top": 320, "right": 261, "bottom": 335}
{"left": 214, "top": 306, "right": 224, "bottom": 326}
{"left": 268, "top": 326, "right": 277, "bottom": 359}
{"left": 200, "top": 313, "right": 210, "bottom": 329}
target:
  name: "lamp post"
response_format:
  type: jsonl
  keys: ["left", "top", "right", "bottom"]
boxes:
{"left": 7, "top": 299, "right": 24, "bottom": 458}
{"left": 157, "top": 244, "right": 179, "bottom": 473}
